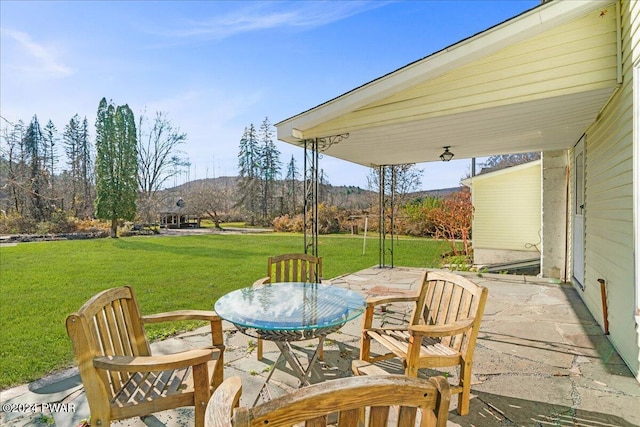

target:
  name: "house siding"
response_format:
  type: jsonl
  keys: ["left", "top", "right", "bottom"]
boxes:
{"left": 471, "top": 162, "right": 541, "bottom": 255}
{"left": 308, "top": 6, "right": 619, "bottom": 136}
{"left": 581, "top": 0, "right": 639, "bottom": 375}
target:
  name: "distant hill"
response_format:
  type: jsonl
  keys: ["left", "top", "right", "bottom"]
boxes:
{"left": 164, "top": 176, "right": 463, "bottom": 211}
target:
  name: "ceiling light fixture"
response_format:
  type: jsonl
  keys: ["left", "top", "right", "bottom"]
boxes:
{"left": 440, "top": 146, "right": 454, "bottom": 162}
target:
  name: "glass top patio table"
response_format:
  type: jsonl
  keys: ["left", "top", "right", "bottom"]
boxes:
{"left": 214, "top": 282, "right": 365, "bottom": 341}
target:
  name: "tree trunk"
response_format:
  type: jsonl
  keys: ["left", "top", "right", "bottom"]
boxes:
{"left": 110, "top": 219, "right": 118, "bottom": 238}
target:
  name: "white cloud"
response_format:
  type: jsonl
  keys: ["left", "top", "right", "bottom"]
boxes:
{"left": 155, "top": 1, "right": 389, "bottom": 40}
{"left": 1, "top": 28, "right": 74, "bottom": 78}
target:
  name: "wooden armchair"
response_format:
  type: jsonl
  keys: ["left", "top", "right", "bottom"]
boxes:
{"left": 252, "top": 253, "right": 323, "bottom": 286}
{"left": 66, "top": 286, "right": 225, "bottom": 427}
{"left": 253, "top": 253, "right": 323, "bottom": 360}
{"left": 205, "top": 375, "right": 451, "bottom": 427}
{"left": 353, "top": 270, "right": 488, "bottom": 416}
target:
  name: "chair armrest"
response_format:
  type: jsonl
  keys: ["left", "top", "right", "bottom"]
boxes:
{"left": 142, "top": 309, "right": 221, "bottom": 323}
{"left": 142, "top": 310, "right": 225, "bottom": 348}
{"left": 360, "top": 295, "right": 417, "bottom": 330}
{"left": 205, "top": 376, "right": 243, "bottom": 427}
{"left": 94, "top": 348, "right": 217, "bottom": 372}
{"left": 409, "top": 317, "right": 475, "bottom": 337}
{"left": 428, "top": 376, "right": 451, "bottom": 425}
{"left": 365, "top": 294, "right": 418, "bottom": 307}
{"left": 252, "top": 277, "right": 270, "bottom": 287}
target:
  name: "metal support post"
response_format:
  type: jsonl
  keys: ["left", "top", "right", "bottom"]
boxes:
{"left": 303, "top": 139, "right": 319, "bottom": 257}
{"left": 378, "top": 165, "right": 396, "bottom": 268}
{"left": 302, "top": 134, "right": 349, "bottom": 259}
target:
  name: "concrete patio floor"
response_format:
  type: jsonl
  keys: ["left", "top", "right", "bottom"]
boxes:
{"left": 2, "top": 267, "right": 639, "bottom": 427}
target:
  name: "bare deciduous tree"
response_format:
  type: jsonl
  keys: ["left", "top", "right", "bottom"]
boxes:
{"left": 185, "top": 179, "right": 232, "bottom": 229}
{"left": 137, "top": 111, "right": 188, "bottom": 222}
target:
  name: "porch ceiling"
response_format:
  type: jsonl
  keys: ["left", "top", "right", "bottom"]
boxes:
{"left": 276, "top": 0, "right": 619, "bottom": 167}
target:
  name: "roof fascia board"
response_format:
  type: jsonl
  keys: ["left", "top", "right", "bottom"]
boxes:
{"left": 462, "top": 159, "right": 542, "bottom": 186}
{"left": 278, "top": 0, "right": 614, "bottom": 142}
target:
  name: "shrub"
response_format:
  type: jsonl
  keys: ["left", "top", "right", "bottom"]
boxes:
{"left": 46, "top": 211, "right": 78, "bottom": 233}
{"left": 402, "top": 197, "right": 442, "bottom": 237}
{"left": 272, "top": 204, "right": 348, "bottom": 234}
{"left": 0, "top": 212, "right": 37, "bottom": 234}
{"left": 272, "top": 214, "right": 296, "bottom": 232}
{"left": 429, "top": 189, "right": 472, "bottom": 256}
{"left": 0, "top": 212, "right": 110, "bottom": 235}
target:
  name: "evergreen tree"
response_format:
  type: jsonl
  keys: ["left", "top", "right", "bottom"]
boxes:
{"left": 259, "top": 117, "right": 281, "bottom": 219}
{"left": 285, "top": 155, "right": 299, "bottom": 213}
{"left": 95, "top": 98, "right": 138, "bottom": 237}
{"left": 79, "top": 116, "right": 94, "bottom": 217}
{"left": 42, "top": 120, "right": 58, "bottom": 197}
{"left": 236, "top": 124, "right": 262, "bottom": 224}
{"left": 63, "top": 115, "right": 82, "bottom": 215}
{"left": 24, "top": 115, "right": 50, "bottom": 221}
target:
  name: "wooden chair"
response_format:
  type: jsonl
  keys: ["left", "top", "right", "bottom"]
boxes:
{"left": 353, "top": 270, "right": 488, "bottom": 416}
{"left": 66, "top": 286, "right": 225, "bottom": 427}
{"left": 253, "top": 253, "right": 323, "bottom": 360}
{"left": 252, "top": 253, "right": 323, "bottom": 286}
{"left": 205, "top": 375, "right": 451, "bottom": 427}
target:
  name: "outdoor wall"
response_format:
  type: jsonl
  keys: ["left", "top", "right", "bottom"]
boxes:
{"left": 473, "top": 249, "right": 538, "bottom": 266}
{"left": 579, "top": 0, "right": 639, "bottom": 378}
{"left": 541, "top": 151, "right": 569, "bottom": 280}
{"left": 467, "top": 161, "right": 541, "bottom": 266}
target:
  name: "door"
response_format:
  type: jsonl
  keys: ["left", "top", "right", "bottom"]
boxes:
{"left": 573, "top": 136, "right": 585, "bottom": 288}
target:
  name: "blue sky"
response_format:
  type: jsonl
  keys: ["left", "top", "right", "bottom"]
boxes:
{"left": 1, "top": 0, "right": 539, "bottom": 190}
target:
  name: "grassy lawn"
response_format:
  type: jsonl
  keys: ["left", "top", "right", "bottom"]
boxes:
{"left": 0, "top": 233, "right": 450, "bottom": 389}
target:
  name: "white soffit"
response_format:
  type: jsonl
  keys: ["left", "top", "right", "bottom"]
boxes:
{"left": 276, "top": 0, "right": 618, "bottom": 166}
{"left": 319, "top": 87, "right": 615, "bottom": 167}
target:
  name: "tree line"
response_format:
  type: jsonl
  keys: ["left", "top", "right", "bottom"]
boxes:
{"left": 0, "top": 99, "right": 318, "bottom": 234}
{"left": 0, "top": 98, "right": 190, "bottom": 236}
{"left": 1, "top": 95, "right": 532, "bottom": 245}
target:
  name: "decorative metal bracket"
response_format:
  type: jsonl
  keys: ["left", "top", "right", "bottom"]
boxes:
{"left": 316, "top": 133, "right": 349, "bottom": 152}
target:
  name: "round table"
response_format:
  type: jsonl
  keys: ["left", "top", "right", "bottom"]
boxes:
{"left": 215, "top": 282, "right": 365, "bottom": 401}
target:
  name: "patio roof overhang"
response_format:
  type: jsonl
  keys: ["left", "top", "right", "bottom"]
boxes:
{"left": 276, "top": 0, "right": 620, "bottom": 167}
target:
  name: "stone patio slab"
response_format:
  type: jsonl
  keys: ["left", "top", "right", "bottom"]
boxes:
{"left": 2, "top": 267, "right": 638, "bottom": 427}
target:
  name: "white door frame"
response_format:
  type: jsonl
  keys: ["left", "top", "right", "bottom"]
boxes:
{"left": 573, "top": 136, "right": 586, "bottom": 289}
{"left": 633, "top": 61, "right": 639, "bottom": 331}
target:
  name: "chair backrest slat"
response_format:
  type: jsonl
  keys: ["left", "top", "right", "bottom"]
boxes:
{"left": 267, "top": 254, "right": 322, "bottom": 284}
{"left": 67, "top": 286, "right": 151, "bottom": 401}
{"left": 113, "top": 299, "right": 135, "bottom": 356}
{"left": 337, "top": 408, "right": 361, "bottom": 427}
{"left": 412, "top": 271, "right": 487, "bottom": 353}
{"left": 397, "top": 406, "right": 419, "bottom": 427}
{"left": 369, "top": 406, "right": 390, "bottom": 427}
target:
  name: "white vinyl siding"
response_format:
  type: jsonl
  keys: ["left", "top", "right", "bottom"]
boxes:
{"left": 471, "top": 162, "right": 541, "bottom": 252}
{"left": 308, "top": 6, "right": 619, "bottom": 137}
{"left": 581, "top": 0, "right": 638, "bottom": 376}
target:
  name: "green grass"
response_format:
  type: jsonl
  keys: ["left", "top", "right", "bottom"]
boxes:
{"left": 0, "top": 233, "right": 450, "bottom": 389}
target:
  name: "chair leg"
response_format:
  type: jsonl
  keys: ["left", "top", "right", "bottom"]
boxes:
{"left": 318, "top": 338, "right": 323, "bottom": 361}
{"left": 359, "top": 333, "right": 371, "bottom": 361}
{"left": 193, "top": 364, "right": 211, "bottom": 427}
{"left": 257, "top": 338, "right": 263, "bottom": 360}
{"left": 457, "top": 360, "right": 472, "bottom": 416}
{"left": 211, "top": 355, "right": 224, "bottom": 389}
